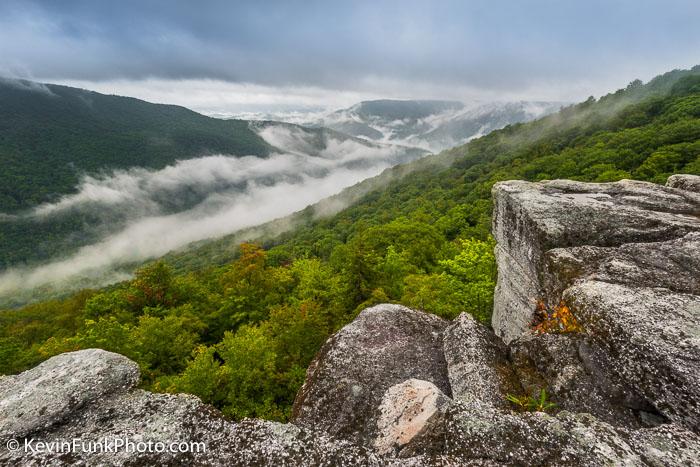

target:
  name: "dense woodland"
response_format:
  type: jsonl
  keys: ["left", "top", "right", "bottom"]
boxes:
{"left": 0, "top": 81, "right": 272, "bottom": 267}
{"left": 1, "top": 68, "right": 699, "bottom": 421}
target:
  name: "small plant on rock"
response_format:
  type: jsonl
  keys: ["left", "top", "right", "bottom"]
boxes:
{"left": 532, "top": 300, "right": 582, "bottom": 334}
{"left": 506, "top": 389, "right": 557, "bottom": 413}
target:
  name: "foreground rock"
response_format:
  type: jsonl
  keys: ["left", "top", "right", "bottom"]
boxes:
{"left": 491, "top": 176, "right": 700, "bottom": 434}
{"left": 491, "top": 177, "right": 700, "bottom": 343}
{"left": 0, "top": 349, "right": 139, "bottom": 439}
{"left": 292, "top": 304, "right": 451, "bottom": 444}
{"left": 565, "top": 281, "right": 700, "bottom": 432}
{"left": 0, "top": 350, "right": 381, "bottom": 466}
{"left": 442, "top": 313, "right": 520, "bottom": 408}
{"left": 374, "top": 379, "right": 452, "bottom": 456}
{"left": 667, "top": 173, "right": 700, "bottom": 193}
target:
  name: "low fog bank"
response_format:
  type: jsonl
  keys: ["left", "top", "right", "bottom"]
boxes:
{"left": 0, "top": 124, "right": 420, "bottom": 299}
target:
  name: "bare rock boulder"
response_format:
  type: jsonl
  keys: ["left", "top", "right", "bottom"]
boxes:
{"left": 0, "top": 349, "right": 139, "bottom": 439}
{"left": 291, "top": 304, "right": 451, "bottom": 445}
{"left": 374, "top": 379, "right": 453, "bottom": 456}
{"left": 442, "top": 313, "right": 520, "bottom": 408}
{"left": 491, "top": 178, "right": 700, "bottom": 343}
{"left": 565, "top": 280, "right": 700, "bottom": 433}
{"left": 0, "top": 352, "right": 382, "bottom": 466}
{"left": 666, "top": 174, "right": 700, "bottom": 193}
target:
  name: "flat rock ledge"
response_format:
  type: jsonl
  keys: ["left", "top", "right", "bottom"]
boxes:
{"left": 2, "top": 175, "right": 699, "bottom": 466}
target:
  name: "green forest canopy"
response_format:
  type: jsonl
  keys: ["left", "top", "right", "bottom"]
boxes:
{"left": 0, "top": 80, "right": 271, "bottom": 213}
{"left": 1, "top": 67, "right": 699, "bottom": 421}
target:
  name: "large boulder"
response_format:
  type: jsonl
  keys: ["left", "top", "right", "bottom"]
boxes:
{"left": 0, "top": 349, "right": 139, "bottom": 439}
{"left": 438, "top": 405, "right": 700, "bottom": 466}
{"left": 491, "top": 176, "right": 700, "bottom": 436}
{"left": 291, "top": 304, "right": 451, "bottom": 444}
{"left": 491, "top": 178, "right": 700, "bottom": 343}
{"left": 565, "top": 281, "right": 700, "bottom": 432}
{"left": 0, "top": 350, "right": 381, "bottom": 466}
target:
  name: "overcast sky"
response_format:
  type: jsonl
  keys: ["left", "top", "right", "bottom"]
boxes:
{"left": 1, "top": 0, "right": 699, "bottom": 113}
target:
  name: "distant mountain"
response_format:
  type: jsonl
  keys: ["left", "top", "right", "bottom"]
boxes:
{"left": 314, "top": 99, "right": 565, "bottom": 151}
{"left": 0, "top": 78, "right": 274, "bottom": 214}
{"left": 0, "top": 80, "right": 427, "bottom": 277}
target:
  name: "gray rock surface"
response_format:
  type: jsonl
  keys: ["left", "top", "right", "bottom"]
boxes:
{"left": 491, "top": 178, "right": 700, "bottom": 343}
{"left": 490, "top": 175, "right": 700, "bottom": 436}
{"left": 442, "top": 313, "right": 520, "bottom": 408}
{"left": 667, "top": 174, "right": 700, "bottom": 193}
{"left": 0, "top": 351, "right": 382, "bottom": 467}
{"left": 565, "top": 280, "right": 700, "bottom": 432}
{"left": 292, "top": 304, "right": 451, "bottom": 444}
{"left": 508, "top": 333, "right": 651, "bottom": 428}
{"left": 0, "top": 349, "right": 139, "bottom": 439}
{"left": 374, "top": 379, "right": 452, "bottom": 456}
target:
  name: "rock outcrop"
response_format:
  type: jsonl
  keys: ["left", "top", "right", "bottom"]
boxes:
{"left": 0, "top": 349, "right": 139, "bottom": 439}
{"left": 291, "top": 304, "right": 451, "bottom": 445}
{"left": 2, "top": 174, "right": 699, "bottom": 466}
{"left": 491, "top": 175, "right": 700, "bottom": 435}
{"left": 0, "top": 349, "right": 382, "bottom": 466}
{"left": 491, "top": 177, "right": 700, "bottom": 343}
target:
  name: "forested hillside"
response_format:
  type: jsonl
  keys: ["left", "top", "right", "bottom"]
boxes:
{"left": 1, "top": 67, "right": 699, "bottom": 422}
{"left": 0, "top": 83, "right": 426, "bottom": 271}
{"left": 0, "top": 79, "right": 271, "bottom": 213}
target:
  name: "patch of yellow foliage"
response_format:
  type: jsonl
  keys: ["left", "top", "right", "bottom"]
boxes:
{"left": 532, "top": 300, "right": 582, "bottom": 334}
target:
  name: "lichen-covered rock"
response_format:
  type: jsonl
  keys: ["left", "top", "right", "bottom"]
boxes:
{"left": 291, "top": 304, "right": 451, "bottom": 444}
{"left": 491, "top": 178, "right": 700, "bottom": 343}
{"left": 444, "top": 405, "right": 668, "bottom": 466}
{"left": 666, "top": 174, "right": 700, "bottom": 193}
{"left": 442, "top": 313, "right": 520, "bottom": 408}
{"left": 627, "top": 423, "right": 700, "bottom": 466}
{"left": 542, "top": 232, "right": 700, "bottom": 301}
{"left": 508, "top": 333, "right": 651, "bottom": 428}
{"left": 489, "top": 175, "right": 700, "bottom": 454}
{"left": 374, "top": 379, "right": 453, "bottom": 456}
{"left": 0, "top": 349, "right": 139, "bottom": 439}
{"left": 565, "top": 280, "right": 700, "bottom": 433}
{"left": 0, "top": 355, "right": 381, "bottom": 466}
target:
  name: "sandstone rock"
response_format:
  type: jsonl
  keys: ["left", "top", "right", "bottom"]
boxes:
{"left": 291, "top": 304, "right": 451, "bottom": 444}
{"left": 0, "top": 349, "right": 139, "bottom": 439}
{"left": 0, "top": 359, "right": 382, "bottom": 466}
{"left": 374, "top": 379, "right": 453, "bottom": 456}
{"left": 441, "top": 407, "right": 644, "bottom": 465}
{"left": 542, "top": 232, "right": 700, "bottom": 301}
{"left": 442, "top": 313, "right": 520, "bottom": 407}
{"left": 564, "top": 281, "right": 700, "bottom": 433}
{"left": 491, "top": 178, "right": 700, "bottom": 343}
{"left": 488, "top": 175, "right": 700, "bottom": 459}
{"left": 667, "top": 174, "right": 700, "bottom": 193}
{"left": 508, "top": 333, "right": 650, "bottom": 428}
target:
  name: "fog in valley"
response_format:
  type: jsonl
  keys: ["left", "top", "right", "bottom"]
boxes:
{"left": 0, "top": 124, "right": 422, "bottom": 297}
